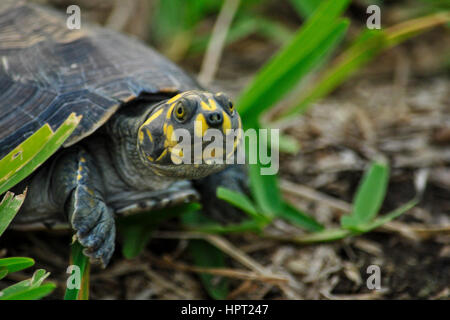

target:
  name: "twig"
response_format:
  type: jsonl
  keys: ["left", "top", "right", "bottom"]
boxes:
{"left": 151, "top": 255, "right": 288, "bottom": 284}
{"left": 144, "top": 268, "right": 195, "bottom": 299}
{"left": 152, "top": 231, "right": 287, "bottom": 281}
{"left": 105, "top": 0, "right": 137, "bottom": 31}
{"left": 154, "top": 231, "right": 264, "bottom": 272}
{"left": 379, "top": 221, "right": 450, "bottom": 240}
{"left": 280, "top": 178, "right": 351, "bottom": 213}
{"left": 198, "top": 0, "right": 240, "bottom": 86}
{"left": 226, "top": 280, "right": 254, "bottom": 299}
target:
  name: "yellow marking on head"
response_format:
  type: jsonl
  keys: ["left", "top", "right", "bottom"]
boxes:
{"left": 142, "top": 108, "right": 164, "bottom": 127}
{"left": 208, "top": 98, "right": 218, "bottom": 111}
{"left": 194, "top": 113, "right": 208, "bottom": 137}
{"left": 222, "top": 111, "right": 231, "bottom": 132}
{"left": 227, "top": 126, "right": 242, "bottom": 159}
{"left": 163, "top": 122, "right": 167, "bottom": 134}
{"left": 145, "top": 128, "right": 153, "bottom": 142}
{"left": 77, "top": 173, "right": 82, "bottom": 181}
{"left": 138, "top": 130, "right": 144, "bottom": 143}
{"left": 166, "top": 124, "right": 176, "bottom": 146}
{"left": 167, "top": 93, "right": 183, "bottom": 104}
{"left": 156, "top": 149, "right": 168, "bottom": 162}
{"left": 80, "top": 157, "right": 86, "bottom": 163}
{"left": 147, "top": 155, "right": 154, "bottom": 161}
{"left": 166, "top": 103, "right": 176, "bottom": 119}
{"left": 200, "top": 100, "right": 215, "bottom": 111}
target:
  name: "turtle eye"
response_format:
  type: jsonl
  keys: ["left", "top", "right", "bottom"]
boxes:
{"left": 215, "top": 93, "right": 234, "bottom": 115}
{"left": 228, "top": 101, "right": 234, "bottom": 113}
{"left": 174, "top": 103, "right": 186, "bottom": 120}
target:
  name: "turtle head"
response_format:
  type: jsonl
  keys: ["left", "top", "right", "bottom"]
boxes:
{"left": 137, "top": 90, "right": 242, "bottom": 179}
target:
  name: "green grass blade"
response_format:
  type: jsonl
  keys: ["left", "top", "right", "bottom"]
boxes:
{"left": 0, "top": 191, "right": 26, "bottom": 237}
{"left": 283, "top": 228, "right": 352, "bottom": 244}
{"left": 0, "top": 113, "right": 81, "bottom": 195}
{"left": 0, "top": 257, "right": 35, "bottom": 274}
{"left": 239, "top": 20, "right": 349, "bottom": 128}
{"left": 278, "top": 202, "right": 324, "bottom": 232}
{"left": 357, "top": 198, "right": 419, "bottom": 233}
{"left": 341, "top": 162, "right": 389, "bottom": 230}
{"left": 281, "top": 195, "right": 418, "bottom": 244}
{"left": 0, "top": 269, "right": 54, "bottom": 300}
{"left": 278, "top": 133, "right": 301, "bottom": 154}
{"left": 0, "top": 125, "right": 53, "bottom": 184}
{"left": 249, "top": 163, "right": 282, "bottom": 217}
{"left": 64, "top": 241, "right": 89, "bottom": 300}
{"left": 279, "top": 29, "right": 385, "bottom": 117}
{"left": 78, "top": 263, "right": 90, "bottom": 300}
{"left": 216, "top": 187, "right": 262, "bottom": 220}
{"left": 237, "top": 0, "right": 350, "bottom": 127}
{"left": 188, "top": 240, "right": 229, "bottom": 300}
{"left": 0, "top": 268, "right": 7, "bottom": 280}
{"left": 278, "top": 13, "right": 450, "bottom": 118}
{"left": 1, "top": 279, "right": 34, "bottom": 297}
{"left": 289, "top": 0, "right": 323, "bottom": 18}
{"left": 182, "top": 207, "right": 262, "bottom": 233}
{"left": 29, "top": 269, "right": 51, "bottom": 287}
{"left": 0, "top": 283, "right": 56, "bottom": 300}
{"left": 253, "top": 16, "right": 294, "bottom": 44}
{"left": 384, "top": 12, "right": 450, "bottom": 48}
{"left": 120, "top": 224, "right": 154, "bottom": 259}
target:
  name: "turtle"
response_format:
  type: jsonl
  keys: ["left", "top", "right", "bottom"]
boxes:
{"left": 0, "top": 1, "right": 248, "bottom": 267}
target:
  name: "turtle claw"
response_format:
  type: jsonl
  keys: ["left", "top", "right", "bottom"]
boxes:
{"left": 68, "top": 184, "right": 116, "bottom": 267}
{"left": 76, "top": 214, "right": 116, "bottom": 267}
{"left": 79, "top": 216, "right": 115, "bottom": 267}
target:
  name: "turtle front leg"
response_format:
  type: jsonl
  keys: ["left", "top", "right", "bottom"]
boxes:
{"left": 193, "top": 165, "right": 250, "bottom": 223}
{"left": 52, "top": 148, "right": 115, "bottom": 267}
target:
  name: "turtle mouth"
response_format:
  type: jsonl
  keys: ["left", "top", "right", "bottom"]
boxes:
{"left": 156, "top": 134, "right": 240, "bottom": 164}
{"left": 144, "top": 129, "right": 242, "bottom": 179}
{"left": 148, "top": 161, "right": 228, "bottom": 179}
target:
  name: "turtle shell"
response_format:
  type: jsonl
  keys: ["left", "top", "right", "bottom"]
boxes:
{"left": 0, "top": 1, "right": 200, "bottom": 158}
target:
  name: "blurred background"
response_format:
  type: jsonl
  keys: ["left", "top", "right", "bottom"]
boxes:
{"left": 34, "top": 0, "right": 449, "bottom": 90}
{"left": 2, "top": 0, "right": 449, "bottom": 299}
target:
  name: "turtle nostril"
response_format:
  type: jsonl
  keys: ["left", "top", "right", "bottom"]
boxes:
{"left": 206, "top": 112, "right": 223, "bottom": 126}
